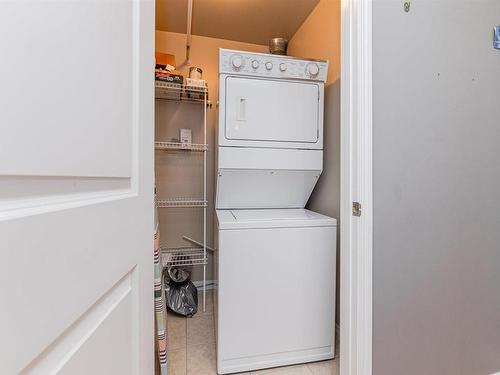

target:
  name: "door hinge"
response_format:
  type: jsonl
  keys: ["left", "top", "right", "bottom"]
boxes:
{"left": 352, "top": 202, "right": 362, "bottom": 217}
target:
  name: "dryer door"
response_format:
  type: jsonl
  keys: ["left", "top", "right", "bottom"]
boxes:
{"left": 223, "top": 76, "right": 321, "bottom": 146}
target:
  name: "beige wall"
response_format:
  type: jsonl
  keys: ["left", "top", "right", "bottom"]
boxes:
{"left": 288, "top": 0, "right": 341, "bottom": 85}
{"left": 288, "top": 0, "right": 342, "bottom": 324}
{"left": 155, "top": 31, "right": 267, "bottom": 281}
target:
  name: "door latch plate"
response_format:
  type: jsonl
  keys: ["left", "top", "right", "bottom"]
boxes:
{"left": 352, "top": 202, "right": 362, "bottom": 217}
{"left": 494, "top": 26, "right": 500, "bottom": 50}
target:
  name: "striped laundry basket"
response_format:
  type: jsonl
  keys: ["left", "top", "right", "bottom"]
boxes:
{"left": 154, "top": 204, "right": 167, "bottom": 374}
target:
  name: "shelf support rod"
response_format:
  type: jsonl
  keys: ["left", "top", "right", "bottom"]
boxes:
{"left": 202, "top": 87, "right": 207, "bottom": 313}
{"left": 178, "top": 0, "right": 193, "bottom": 68}
{"left": 182, "top": 236, "right": 215, "bottom": 252}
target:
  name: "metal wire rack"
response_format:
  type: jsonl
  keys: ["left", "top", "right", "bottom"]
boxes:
{"left": 156, "top": 198, "right": 207, "bottom": 208}
{"left": 155, "top": 81, "right": 211, "bottom": 107}
{"left": 155, "top": 141, "right": 207, "bottom": 152}
{"left": 155, "top": 78, "right": 209, "bottom": 312}
{"left": 160, "top": 246, "right": 208, "bottom": 268}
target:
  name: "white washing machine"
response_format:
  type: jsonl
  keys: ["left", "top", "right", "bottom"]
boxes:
{"left": 215, "top": 49, "right": 336, "bottom": 374}
{"left": 215, "top": 209, "right": 336, "bottom": 374}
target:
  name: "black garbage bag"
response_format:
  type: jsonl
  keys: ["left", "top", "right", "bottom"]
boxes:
{"left": 166, "top": 254, "right": 193, "bottom": 283}
{"left": 165, "top": 279, "right": 198, "bottom": 317}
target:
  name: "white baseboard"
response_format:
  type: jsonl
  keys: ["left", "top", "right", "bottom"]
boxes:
{"left": 335, "top": 323, "right": 340, "bottom": 356}
{"left": 193, "top": 280, "right": 217, "bottom": 290}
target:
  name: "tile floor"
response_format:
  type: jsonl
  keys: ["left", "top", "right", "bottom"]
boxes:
{"left": 158, "top": 290, "right": 339, "bottom": 375}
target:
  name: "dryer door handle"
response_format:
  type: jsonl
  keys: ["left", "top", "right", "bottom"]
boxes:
{"left": 237, "top": 96, "right": 247, "bottom": 121}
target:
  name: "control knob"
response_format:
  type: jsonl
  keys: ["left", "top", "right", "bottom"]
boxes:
{"left": 231, "top": 55, "right": 244, "bottom": 70}
{"left": 265, "top": 61, "right": 273, "bottom": 71}
{"left": 251, "top": 60, "right": 260, "bottom": 69}
{"left": 306, "top": 63, "right": 320, "bottom": 78}
{"left": 306, "top": 63, "right": 319, "bottom": 78}
{"left": 279, "top": 63, "right": 287, "bottom": 72}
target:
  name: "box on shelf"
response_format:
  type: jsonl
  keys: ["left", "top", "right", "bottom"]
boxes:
{"left": 155, "top": 72, "right": 184, "bottom": 100}
{"left": 155, "top": 72, "right": 183, "bottom": 84}
{"left": 180, "top": 129, "right": 192, "bottom": 149}
{"left": 185, "top": 78, "right": 207, "bottom": 100}
{"left": 155, "top": 52, "right": 176, "bottom": 71}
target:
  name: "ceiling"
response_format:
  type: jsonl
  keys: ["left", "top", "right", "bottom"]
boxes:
{"left": 156, "top": 0, "right": 320, "bottom": 46}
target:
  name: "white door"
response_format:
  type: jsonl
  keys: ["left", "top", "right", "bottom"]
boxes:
{"left": 223, "top": 77, "right": 321, "bottom": 145}
{"left": 0, "top": 1, "right": 154, "bottom": 374}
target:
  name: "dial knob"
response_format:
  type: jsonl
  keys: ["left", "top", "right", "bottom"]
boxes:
{"left": 279, "top": 63, "right": 287, "bottom": 72}
{"left": 231, "top": 55, "right": 244, "bottom": 69}
{"left": 265, "top": 61, "right": 273, "bottom": 70}
{"left": 251, "top": 60, "right": 260, "bottom": 69}
{"left": 306, "top": 63, "right": 320, "bottom": 77}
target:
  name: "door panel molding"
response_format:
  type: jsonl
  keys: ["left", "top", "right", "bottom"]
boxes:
{"left": 0, "top": 0, "right": 139, "bottom": 178}
{"left": 0, "top": 175, "right": 133, "bottom": 219}
{"left": 20, "top": 270, "right": 135, "bottom": 375}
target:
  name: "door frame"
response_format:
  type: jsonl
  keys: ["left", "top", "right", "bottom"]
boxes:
{"left": 340, "top": 0, "right": 373, "bottom": 374}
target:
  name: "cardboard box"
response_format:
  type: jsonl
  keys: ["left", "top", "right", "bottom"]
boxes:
{"left": 155, "top": 73, "right": 184, "bottom": 100}
{"left": 155, "top": 52, "right": 176, "bottom": 71}
{"left": 155, "top": 71, "right": 183, "bottom": 85}
{"left": 186, "top": 78, "right": 207, "bottom": 100}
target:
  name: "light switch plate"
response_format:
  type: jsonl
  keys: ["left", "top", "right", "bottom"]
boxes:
{"left": 494, "top": 26, "right": 500, "bottom": 49}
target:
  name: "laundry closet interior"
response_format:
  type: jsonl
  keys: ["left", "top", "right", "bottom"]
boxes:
{"left": 154, "top": 1, "right": 341, "bottom": 374}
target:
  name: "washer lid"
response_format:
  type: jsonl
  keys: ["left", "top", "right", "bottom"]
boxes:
{"left": 216, "top": 208, "right": 336, "bottom": 230}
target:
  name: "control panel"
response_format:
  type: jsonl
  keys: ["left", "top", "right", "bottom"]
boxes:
{"left": 219, "top": 49, "right": 328, "bottom": 82}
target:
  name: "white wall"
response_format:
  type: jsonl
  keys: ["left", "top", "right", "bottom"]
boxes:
{"left": 373, "top": 1, "right": 500, "bottom": 374}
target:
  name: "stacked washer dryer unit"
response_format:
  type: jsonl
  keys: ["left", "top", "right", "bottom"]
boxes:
{"left": 215, "top": 49, "right": 337, "bottom": 374}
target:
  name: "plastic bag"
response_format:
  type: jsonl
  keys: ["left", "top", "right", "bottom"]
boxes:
{"left": 166, "top": 254, "right": 192, "bottom": 283}
{"left": 165, "top": 279, "right": 198, "bottom": 317}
